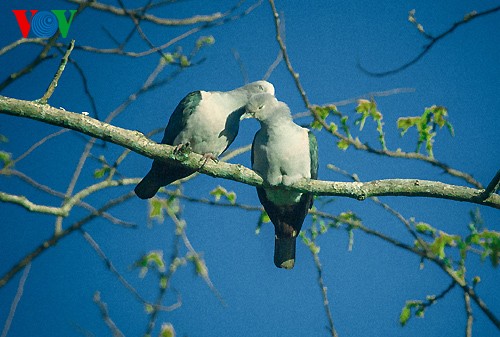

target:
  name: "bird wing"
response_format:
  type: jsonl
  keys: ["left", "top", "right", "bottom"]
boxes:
{"left": 160, "top": 91, "right": 202, "bottom": 145}
{"left": 308, "top": 130, "right": 318, "bottom": 180}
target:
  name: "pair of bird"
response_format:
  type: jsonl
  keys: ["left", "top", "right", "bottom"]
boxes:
{"left": 134, "top": 81, "right": 318, "bottom": 269}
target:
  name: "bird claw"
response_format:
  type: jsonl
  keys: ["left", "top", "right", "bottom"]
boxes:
{"left": 174, "top": 142, "right": 191, "bottom": 154}
{"left": 171, "top": 142, "right": 191, "bottom": 161}
{"left": 199, "top": 153, "right": 218, "bottom": 169}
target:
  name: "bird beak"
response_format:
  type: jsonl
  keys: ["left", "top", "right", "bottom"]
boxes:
{"left": 240, "top": 108, "right": 254, "bottom": 120}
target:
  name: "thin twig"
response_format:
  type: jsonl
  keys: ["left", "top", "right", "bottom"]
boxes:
{"left": 262, "top": 50, "right": 283, "bottom": 81}
{"left": 326, "top": 164, "right": 427, "bottom": 248}
{"left": 166, "top": 210, "right": 225, "bottom": 304}
{"left": 268, "top": 0, "right": 312, "bottom": 108}
{"left": 81, "top": 230, "right": 180, "bottom": 311}
{"left": 268, "top": 1, "right": 482, "bottom": 189}
{"left": 1, "top": 264, "right": 31, "bottom": 337}
{"left": 464, "top": 292, "right": 473, "bottom": 337}
{"left": 10, "top": 129, "right": 69, "bottom": 165}
{"left": 0, "top": 192, "right": 135, "bottom": 288}
{"left": 480, "top": 169, "right": 500, "bottom": 201}
{"left": 93, "top": 291, "right": 125, "bottom": 337}
{"left": 359, "top": 6, "right": 500, "bottom": 77}
{"left": 68, "top": 58, "right": 99, "bottom": 120}
{"left": 311, "top": 246, "right": 338, "bottom": 337}
{"left": 40, "top": 40, "right": 75, "bottom": 104}
{"left": 144, "top": 233, "right": 182, "bottom": 336}
{"left": 324, "top": 164, "right": 500, "bottom": 329}
{"left": 68, "top": 0, "right": 226, "bottom": 26}
{"left": 4, "top": 169, "right": 135, "bottom": 227}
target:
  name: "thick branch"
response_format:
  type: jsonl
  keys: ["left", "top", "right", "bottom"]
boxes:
{"left": 1, "top": 96, "right": 499, "bottom": 209}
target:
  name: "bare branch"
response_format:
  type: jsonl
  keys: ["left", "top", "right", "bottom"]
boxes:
{"left": 0, "top": 192, "right": 136, "bottom": 288}
{"left": 464, "top": 292, "right": 473, "bottom": 337}
{"left": 10, "top": 129, "right": 69, "bottom": 166}
{"left": 231, "top": 48, "right": 250, "bottom": 84}
{"left": 93, "top": 292, "right": 125, "bottom": 337}
{"left": 4, "top": 169, "right": 135, "bottom": 228}
{"left": 39, "top": 40, "right": 75, "bottom": 104}
{"left": 67, "top": 0, "right": 226, "bottom": 26}
{"left": 359, "top": 6, "right": 500, "bottom": 77}
{"left": 0, "top": 38, "right": 46, "bottom": 57}
{"left": 268, "top": 0, "right": 311, "bottom": 108}
{"left": 310, "top": 245, "right": 338, "bottom": 337}
{"left": 81, "top": 230, "right": 180, "bottom": 312}
{"left": 480, "top": 169, "right": 500, "bottom": 201}
{"left": 1, "top": 96, "right": 499, "bottom": 209}
{"left": 0, "top": 192, "right": 66, "bottom": 216}
{"left": 1, "top": 264, "right": 31, "bottom": 337}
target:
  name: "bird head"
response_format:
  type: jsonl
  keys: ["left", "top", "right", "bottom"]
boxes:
{"left": 243, "top": 80, "right": 275, "bottom": 97}
{"left": 245, "top": 93, "right": 280, "bottom": 122}
{"left": 240, "top": 81, "right": 275, "bottom": 120}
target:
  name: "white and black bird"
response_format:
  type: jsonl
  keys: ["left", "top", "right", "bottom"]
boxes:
{"left": 135, "top": 81, "right": 275, "bottom": 199}
{"left": 248, "top": 93, "right": 318, "bottom": 269}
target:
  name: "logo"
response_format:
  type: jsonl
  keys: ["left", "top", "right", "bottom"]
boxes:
{"left": 13, "top": 10, "right": 76, "bottom": 38}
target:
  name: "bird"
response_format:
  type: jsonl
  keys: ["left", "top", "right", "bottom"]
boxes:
{"left": 135, "top": 81, "right": 275, "bottom": 199}
{"left": 248, "top": 93, "right": 318, "bottom": 269}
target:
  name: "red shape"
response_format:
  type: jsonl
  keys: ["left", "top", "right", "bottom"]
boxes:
{"left": 12, "top": 10, "right": 38, "bottom": 38}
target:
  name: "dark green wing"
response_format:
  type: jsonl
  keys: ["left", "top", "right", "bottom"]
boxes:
{"left": 161, "top": 91, "right": 202, "bottom": 145}
{"left": 308, "top": 131, "right": 318, "bottom": 179}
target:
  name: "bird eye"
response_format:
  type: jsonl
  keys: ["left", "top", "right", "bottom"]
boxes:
{"left": 258, "top": 85, "right": 264, "bottom": 91}
{"left": 258, "top": 104, "right": 264, "bottom": 109}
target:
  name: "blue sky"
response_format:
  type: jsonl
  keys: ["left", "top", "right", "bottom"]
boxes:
{"left": 0, "top": 1, "right": 499, "bottom": 336}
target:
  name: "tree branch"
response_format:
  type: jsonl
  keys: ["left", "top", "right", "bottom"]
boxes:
{"left": 1, "top": 96, "right": 499, "bottom": 209}
{"left": 359, "top": 6, "right": 500, "bottom": 77}
{"left": 67, "top": 0, "right": 226, "bottom": 26}
{"left": 481, "top": 169, "right": 500, "bottom": 201}
{"left": 0, "top": 192, "right": 135, "bottom": 288}
{"left": 39, "top": 40, "right": 75, "bottom": 104}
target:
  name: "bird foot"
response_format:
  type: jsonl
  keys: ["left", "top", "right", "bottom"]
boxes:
{"left": 199, "top": 153, "right": 218, "bottom": 169}
{"left": 173, "top": 142, "right": 191, "bottom": 154}
{"left": 172, "top": 142, "right": 191, "bottom": 161}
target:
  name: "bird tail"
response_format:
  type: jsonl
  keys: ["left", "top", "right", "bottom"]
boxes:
{"left": 274, "top": 236, "right": 297, "bottom": 269}
{"left": 134, "top": 171, "right": 161, "bottom": 199}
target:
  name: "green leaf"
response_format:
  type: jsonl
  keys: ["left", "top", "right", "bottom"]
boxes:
{"left": 355, "top": 99, "right": 381, "bottom": 131}
{"left": 180, "top": 55, "right": 190, "bottom": 67}
{"left": 0, "top": 151, "right": 12, "bottom": 168}
{"left": 397, "top": 117, "right": 420, "bottom": 135}
{"left": 93, "top": 166, "right": 110, "bottom": 179}
{"left": 149, "top": 198, "right": 164, "bottom": 220}
{"left": 144, "top": 303, "right": 154, "bottom": 314}
{"left": 310, "top": 106, "right": 331, "bottom": 130}
{"left": 328, "top": 122, "right": 338, "bottom": 133}
{"left": 135, "top": 250, "right": 166, "bottom": 278}
{"left": 160, "top": 276, "right": 168, "bottom": 289}
{"left": 196, "top": 35, "right": 215, "bottom": 49}
{"left": 399, "top": 305, "right": 411, "bottom": 326}
{"left": 415, "top": 222, "right": 436, "bottom": 236}
{"left": 187, "top": 253, "right": 208, "bottom": 278}
{"left": 337, "top": 139, "right": 350, "bottom": 150}
{"left": 311, "top": 119, "right": 324, "bottom": 130}
{"left": 210, "top": 185, "right": 237, "bottom": 204}
{"left": 159, "top": 323, "right": 176, "bottom": 337}
{"left": 163, "top": 53, "right": 175, "bottom": 64}
{"left": 256, "top": 210, "right": 270, "bottom": 235}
